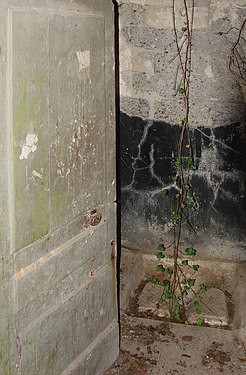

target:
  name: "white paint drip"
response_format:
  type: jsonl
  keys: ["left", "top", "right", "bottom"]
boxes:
{"left": 19, "top": 133, "right": 38, "bottom": 160}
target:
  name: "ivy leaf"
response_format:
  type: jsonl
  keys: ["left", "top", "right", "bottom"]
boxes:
{"left": 192, "top": 264, "right": 200, "bottom": 271}
{"left": 156, "top": 265, "right": 165, "bottom": 272}
{"left": 178, "top": 119, "right": 184, "bottom": 126}
{"left": 194, "top": 299, "right": 200, "bottom": 306}
{"left": 162, "top": 279, "right": 171, "bottom": 288}
{"left": 165, "top": 268, "right": 173, "bottom": 275}
{"left": 171, "top": 212, "right": 181, "bottom": 224}
{"left": 157, "top": 243, "right": 165, "bottom": 252}
{"left": 159, "top": 297, "right": 164, "bottom": 304}
{"left": 187, "top": 156, "right": 193, "bottom": 166}
{"left": 151, "top": 276, "right": 159, "bottom": 285}
{"left": 174, "top": 304, "right": 180, "bottom": 312}
{"left": 196, "top": 308, "right": 202, "bottom": 315}
{"left": 196, "top": 318, "right": 205, "bottom": 326}
{"left": 171, "top": 312, "right": 180, "bottom": 320}
{"left": 182, "top": 27, "right": 187, "bottom": 32}
{"left": 175, "top": 159, "right": 181, "bottom": 167}
{"left": 187, "top": 278, "right": 196, "bottom": 287}
{"left": 191, "top": 165, "right": 197, "bottom": 172}
{"left": 185, "top": 247, "right": 197, "bottom": 256}
{"left": 160, "top": 189, "right": 169, "bottom": 198}
{"left": 187, "top": 196, "right": 194, "bottom": 204}
{"left": 199, "top": 283, "right": 208, "bottom": 293}
{"left": 164, "top": 290, "right": 173, "bottom": 299}
{"left": 156, "top": 244, "right": 165, "bottom": 259}
{"left": 182, "top": 260, "right": 189, "bottom": 266}
{"left": 178, "top": 87, "right": 185, "bottom": 94}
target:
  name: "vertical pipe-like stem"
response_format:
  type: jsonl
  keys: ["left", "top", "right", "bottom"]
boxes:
{"left": 170, "top": 0, "right": 195, "bottom": 317}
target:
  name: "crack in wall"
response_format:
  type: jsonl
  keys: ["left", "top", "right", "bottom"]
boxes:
{"left": 122, "top": 119, "right": 176, "bottom": 193}
{"left": 120, "top": 111, "right": 246, "bottom": 243}
{"left": 149, "top": 143, "right": 163, "bottom": 186}
{"left": 196, "top": 127, "right": 245, "bottom": 158}
{"left": 123, "top": 120, "right": 153, "bottom": 190}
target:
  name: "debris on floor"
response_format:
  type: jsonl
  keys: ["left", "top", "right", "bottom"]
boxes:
{"left": 107, "top": 248, "right": 246, "bottom": 374}
{"left": 105, "top": 313, "right": 246, "bottom": 375}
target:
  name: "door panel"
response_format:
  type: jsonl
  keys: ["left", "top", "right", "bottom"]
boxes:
{"left": 49, "top": 12, "right": 106, "bottom": 229}
{"left": 12, "top": 8, "right": 50, "bottom": 250}
{"left": 14, "top": 225, "right": 108, "bottom": 319}
{"left": 20, "top": 267, "right": 114, "bottom": 375}
{"left": 0, "top": 1, "right": 118, "bottom": 374}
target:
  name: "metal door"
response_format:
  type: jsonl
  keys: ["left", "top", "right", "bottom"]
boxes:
{"left": 0, "top": 1, "right": 118, "bottom": 374}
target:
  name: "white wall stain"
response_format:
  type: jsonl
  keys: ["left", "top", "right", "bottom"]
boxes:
{"left": 19, "top": 133, "right": 38, "bottom": 160}
{"left": 205, "top": 65, "right": 214, "bottom": 79}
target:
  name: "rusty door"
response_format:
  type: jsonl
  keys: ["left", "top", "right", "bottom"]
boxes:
{"left": 0, "top": 1, "right": 118, "bottom": 374}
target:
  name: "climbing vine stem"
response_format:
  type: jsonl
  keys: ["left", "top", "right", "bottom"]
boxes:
{"left": 151, "top": 0, "right": 242, "bottom": 325}
{"left": 171, "top": 0, "right": 196, "bottom": 318}
{"left": 151, "top": 0, "right": 218, "bottom": 325}
{"left": 228, "top": 18, "right": 246, "bottom": 85}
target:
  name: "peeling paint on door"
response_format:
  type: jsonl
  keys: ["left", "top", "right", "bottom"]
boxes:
{"left": 76, "top": 50, "right": 90, "bottom": 71}
{"left": 19, "top": 133, "right": 38, "bottom": 160}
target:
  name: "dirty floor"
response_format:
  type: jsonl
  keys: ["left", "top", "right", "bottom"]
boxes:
{"left": 105, "top": 313, "right": 246, "bottom": 375}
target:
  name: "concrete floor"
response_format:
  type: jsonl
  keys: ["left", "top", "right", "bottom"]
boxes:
{"left": 106, "top": 313, "right": 246, "bottom": 375}
{"left": 106, "top": 247, "right": 246, "bottom": 374}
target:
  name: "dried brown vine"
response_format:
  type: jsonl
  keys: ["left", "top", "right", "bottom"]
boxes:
{"left": 229, "top": 18, "right": 246, "bottom": 85}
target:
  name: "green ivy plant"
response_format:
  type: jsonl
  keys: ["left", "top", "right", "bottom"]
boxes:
{"left": 151, "top": 0, "right": 207, "bottom": 325}
{"left": 150, "top": 0, "right": 237, "bottom": 327}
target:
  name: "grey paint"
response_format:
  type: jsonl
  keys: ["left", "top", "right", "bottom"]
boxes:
{"left": 0, "top": 1, "right": 118, "bottom": 374}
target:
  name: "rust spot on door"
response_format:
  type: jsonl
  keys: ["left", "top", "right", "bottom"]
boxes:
{"left": 87, "top": 209, "right": 102, "bottom": 226}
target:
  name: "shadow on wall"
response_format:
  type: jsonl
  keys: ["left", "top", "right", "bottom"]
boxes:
{"left": 120, "top": 111, "right": 246, "bottom": 260}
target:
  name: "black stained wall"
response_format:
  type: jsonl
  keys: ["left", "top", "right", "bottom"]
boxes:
{"left": 120, "top": 111, "right": 246, "bottom": 258}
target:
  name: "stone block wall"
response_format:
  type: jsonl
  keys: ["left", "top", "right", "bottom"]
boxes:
{"left": 117, "top": 0, "right": 246, "bottom": 260}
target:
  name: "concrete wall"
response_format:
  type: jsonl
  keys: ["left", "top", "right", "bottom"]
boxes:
{"left": 118, "top": 0, "right": 246, "bottom": 260}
